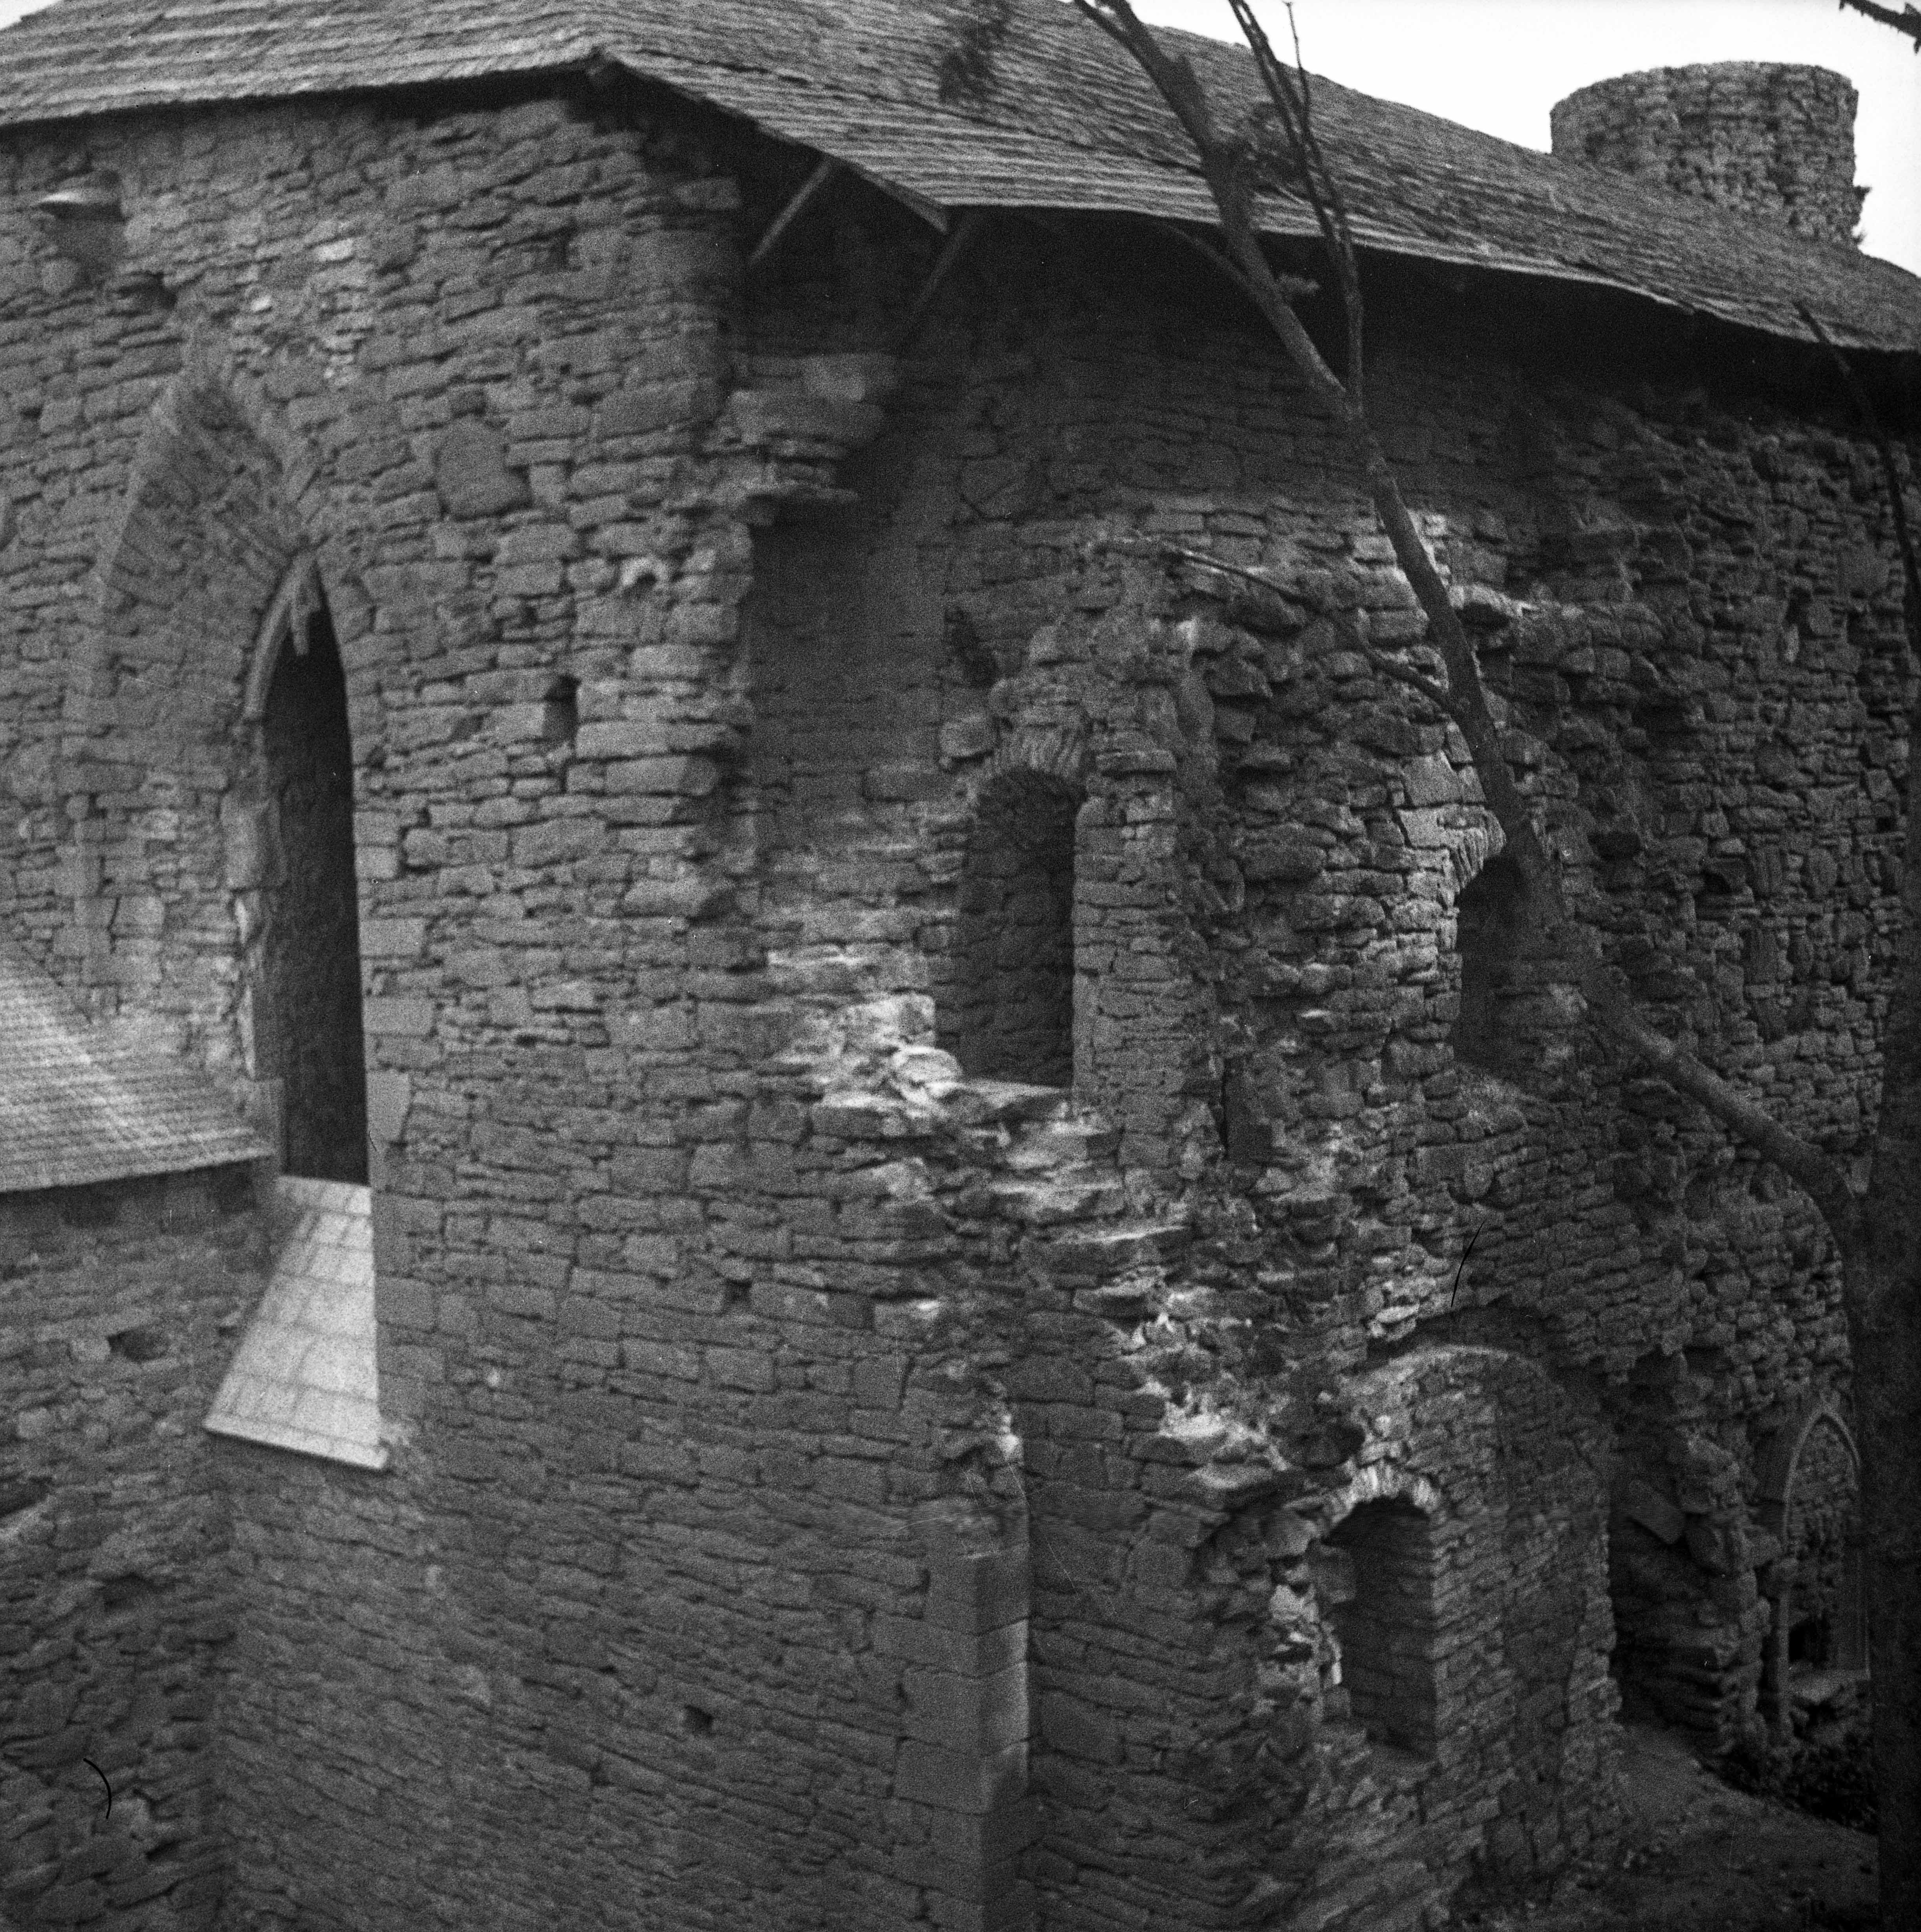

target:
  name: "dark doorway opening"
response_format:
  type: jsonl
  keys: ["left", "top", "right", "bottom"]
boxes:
{"left": 1789, "top": 1613, "right": 1833, "bottom": 1669}
{"left": 944, "top": 770, "right": 1079, "bottom": 1086}
{"left": 259, "top": 601, "right": 367, "bottom": 1183}
{"left": 1326, "top": 1498, "right": 1439, "bottom": 1759}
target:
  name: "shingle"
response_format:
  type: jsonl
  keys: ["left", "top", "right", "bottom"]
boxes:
{"left": 0, "top": 3, "right": 1912, "bottom": 350}
{"left": 204, "top": 1175, "right": 387, "bottom": 1471}
{"left": 0, "top": 939, "right": 269, "bottom": 1193}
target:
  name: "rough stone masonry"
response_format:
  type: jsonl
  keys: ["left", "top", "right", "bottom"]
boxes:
{"left": 0, "top": 6, "right": 1915, "bottom": 1932}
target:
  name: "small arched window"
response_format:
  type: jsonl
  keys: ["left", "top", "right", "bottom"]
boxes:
{"left": 943, "top": 769, "right": 1080, "bottom": 1086}
{"left": 1450, "top": 847, "right": 1528, "bottom": 1074}
{"left": 1324, "top": 1498, "right": 1439, "bottom": 1760}
{"left": 1762, "top": 1414, "right": 1863, "bottom": 1731}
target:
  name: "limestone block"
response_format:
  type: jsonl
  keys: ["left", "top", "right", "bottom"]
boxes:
{"left": 364, "top": 1071, "right": 412, "bottom": 1145}
{"left": 593, "top": 379, "right": 717, "bottom": 440}
{"left": 801, "top": 353, "right": 901, "bottom": 404}
{"left": 726, "top": 387, "right": 886, "bottom": 449}
{"left": 1309, "top": 1545, "right": 1357, "bottom": 1605}
{"left": 1620, "top": 1479, "right": 1686, "bottom": 1545}
{"left": 1240, "top": 831, "right": 1326, "bottom": 883}
{"left": 895, "top": 1738, "right": 1027, "bottom": 1816}
{"left": 900, "top": 1660, "right": 1028, "bottom": 1754}
{"left": 1683, "top": 1519, "right": 1735, "bottom": 1575}
{"left": 220, "top": 803, "right": 273, "bottom": 889}
{"left": 874, "top": 1616, "right": 1026, "bottom": 1678}
{"left": 433, "top": 419, "right": 530, "bottom": 517}
{"left": 361, "top": 995, "right": 435, "bottom": 1038}
{"left": 1402, "top": 751, "right": 1463, "bottom": 806}
{"left": 4, "top": 737, "right": 50, "bottom": 805}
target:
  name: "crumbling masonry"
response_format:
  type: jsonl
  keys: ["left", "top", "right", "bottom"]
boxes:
{"left": 1, "top": 7, "right": 1916, "bottom": 1932}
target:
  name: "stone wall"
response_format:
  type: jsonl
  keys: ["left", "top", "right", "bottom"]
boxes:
{"left": 0, "top": 85, "right": 1066, "bottom": 1932}
{"left": 734, "top": 183, "right": 1908, "bottom": 1895}
{"left": 1550, "top": 64, "right": 1866, "bottom": 247}
{"left": 0, "top": 70, "right": 1911, "bottom": 1932}
{"left": 1, "top": 1167, "right": 261, "bottom": 1932}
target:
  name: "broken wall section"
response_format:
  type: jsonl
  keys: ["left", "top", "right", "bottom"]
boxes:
{"left": 738, "top": 210, "right": 1921, "bottom": 1906}
{"left": 743, "top": 493, "right": 1220, "bottom": 1184}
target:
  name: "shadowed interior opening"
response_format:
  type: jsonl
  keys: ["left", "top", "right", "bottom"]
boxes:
{"left": 1451, "top": 848, "right": 1528, "bottom": 1073}
{"left": 945, "top": 769, "right": 1079, "bottom": 1086}
{"left": 1326, "top": 1498, "right": 1439, "bottom": 1758}
{"left": 258, "top": 601, "right": 368, "bottom": 1183}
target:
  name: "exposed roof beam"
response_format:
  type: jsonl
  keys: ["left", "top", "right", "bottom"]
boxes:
{"left": 746, "top": 156, "right": 842, "bottom": 273}
{"left": 898, "top": 207, "right": 985, "bottom": 350}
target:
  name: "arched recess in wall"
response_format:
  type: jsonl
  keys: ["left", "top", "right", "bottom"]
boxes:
{"left": 1757, "top": 1399, "right": 1866, "bottom": 1736}
{"left": 1448, "top": 839, "right": 1529, "bottom": 1075}
{"left": 61, "top": 359, "right": 375, "bottom": 1175}
{"left": 940, "top": 762, "right": 1084, "bottom": 1087}
{"left": 1321, "top": 1492, "right": 1441, "bottom": 1765}
{"left": 238, "top": 559, "right": 369, "bottom": 1182}
{"left": 1301, "top": 1347, "right": 1613, "bottom": 1884}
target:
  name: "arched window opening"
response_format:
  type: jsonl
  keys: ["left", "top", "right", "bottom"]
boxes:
{"left": 1324, "top": 1499, "right": 1439, "bottom": 1760}
{"left": 944, "top": 770, "right": 1079, "bottom": 1086}
{"left": 1758, "top": 1406, "right": 1866, "bottom": 1739}
{"left": 256, "top": 597, "right": 368, "bottom": 1183}
{"left": 1450, "top": 848, "right": 1528, "bottom": 1073}
{"left": 1771, "top": 1417, "right": 1866, "bottom": 1713}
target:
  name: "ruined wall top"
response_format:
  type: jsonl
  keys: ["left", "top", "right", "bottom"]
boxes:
{"left": 1550, "top": 62, "right": 1865, "bottom": 249}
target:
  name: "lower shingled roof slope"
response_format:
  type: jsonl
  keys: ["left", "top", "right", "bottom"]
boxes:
{"left": 0, "top": 1, "right": 1912, "bottom": 355}
{"left": 0, "top": 940, "right": 268, "bottom": 1193}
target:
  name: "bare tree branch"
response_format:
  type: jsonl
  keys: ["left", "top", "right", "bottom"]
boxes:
{"left": 1154, "top": 220, "right": 1318, "bottom": 310}
{"left": 1227, "top": 0, "right": 1365, "bottom": 393}
{"left": 1356, "top": 639, "right": 1453, "bottom": 712}
{"left": 1145, "top": 538, "right": 1458, "bottom": 711}
{"left": 1838, "top": 0, "right": 1921, "bottom": 48}
{"left": 1075, "top": 0, "right": 1862, "bottom": 1240}
{"left": 1149, "top": 539, "right": 1299, "bottom": 599}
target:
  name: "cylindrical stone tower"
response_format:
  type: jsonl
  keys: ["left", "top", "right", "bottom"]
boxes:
{"left": 1551, "top": 63, "right": 1866, "bottom": 247}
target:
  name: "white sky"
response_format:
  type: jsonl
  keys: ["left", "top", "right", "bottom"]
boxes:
{"left": 0, "top": 0, "right": 1912, "bottom": 271}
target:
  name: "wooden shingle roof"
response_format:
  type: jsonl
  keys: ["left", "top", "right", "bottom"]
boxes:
{"left": 0, "top": 0, "right": 1913, "bottom": 355}
{"left": 0, "top": 941, "right": 267, "bottom": 1193}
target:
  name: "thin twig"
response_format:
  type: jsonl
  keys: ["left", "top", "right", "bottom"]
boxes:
{"left": 1230, "top": 0, "right": 1365, "bottom": 394}
{"left": 1360, "top": 641, "right": 1454, "bottom": 714}
{"left": 1159, "top": 222, "right": 1258, "bottom": 305}
{"left": 1448, "top": 1220, "right": 1484, "bottom": 1312}
{"left": 1147, "top": 538, "right": 1456, "bottom": 710}
{"left": 1154, "top": 541, "right": 1298, "bottom": 596}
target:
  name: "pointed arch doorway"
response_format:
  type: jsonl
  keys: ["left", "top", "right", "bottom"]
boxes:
{"left": 240, "top": 560, "right": 368, "bottom": 1184}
